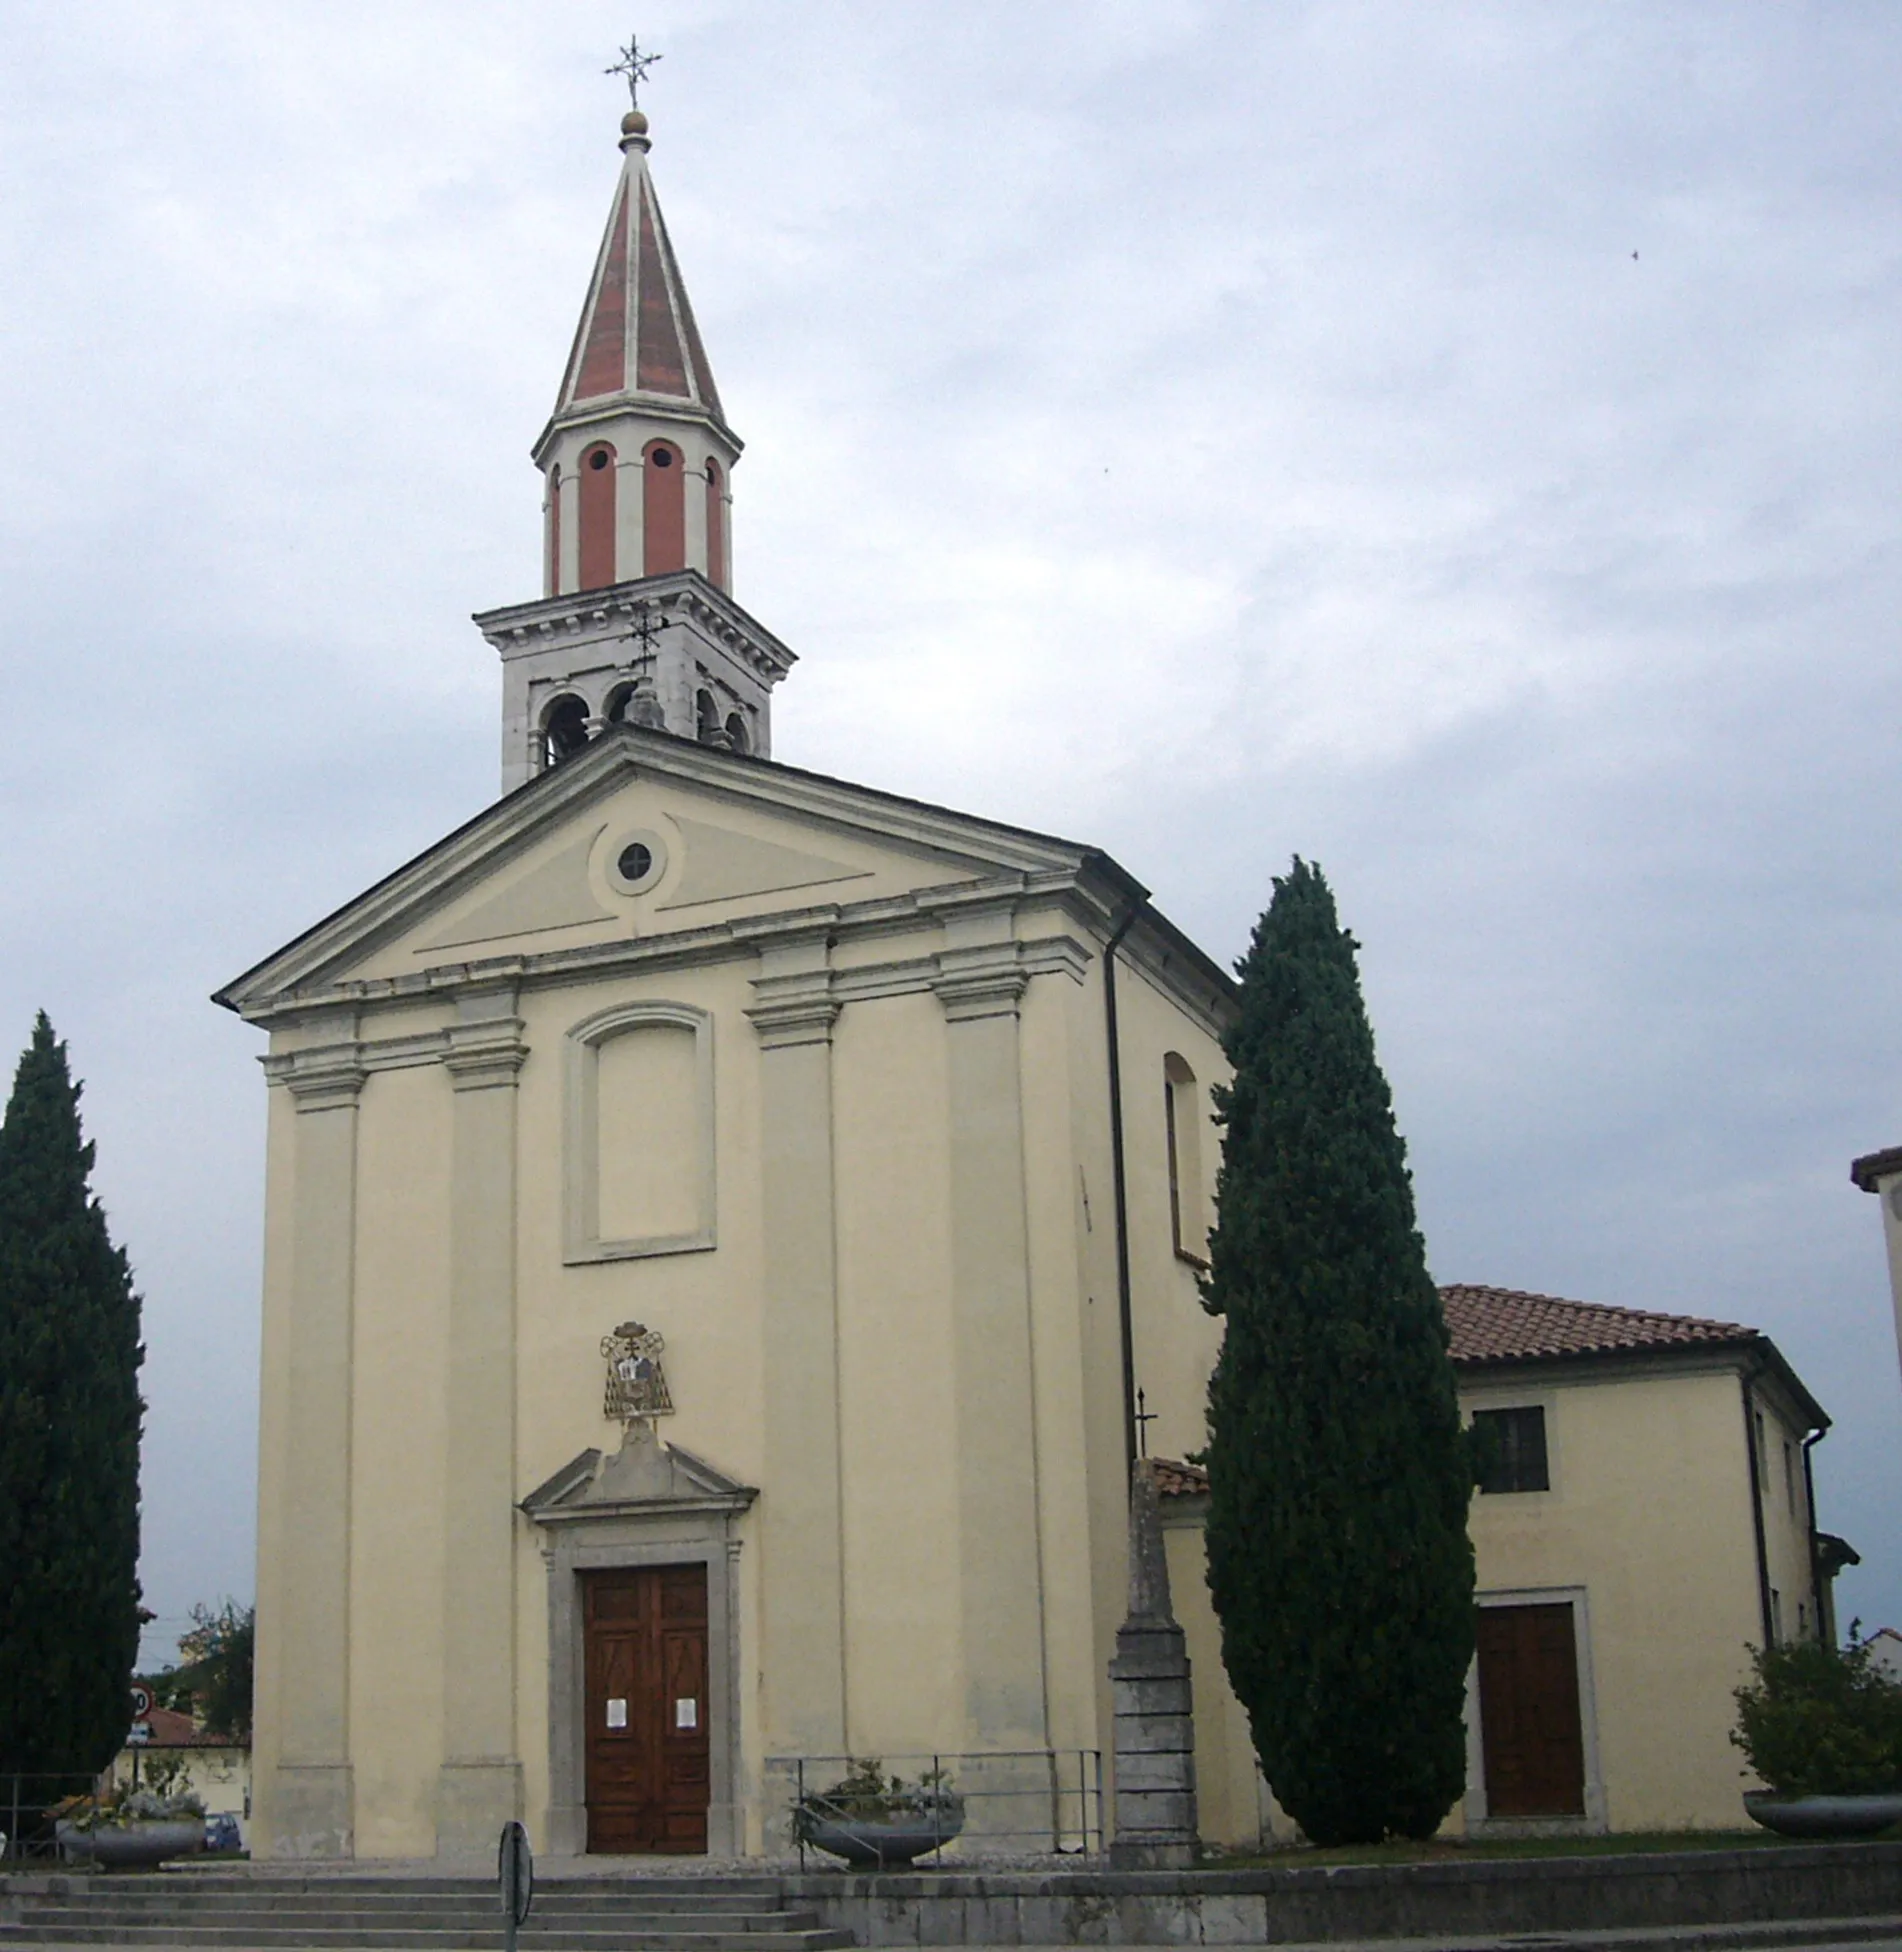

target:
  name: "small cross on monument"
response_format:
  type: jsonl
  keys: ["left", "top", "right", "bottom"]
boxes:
{"left": 605, "top": 33, "right": 662, "bottom": 109}
{"left": 1134, "top": 1387, "right": 1157, "bottom": 1459}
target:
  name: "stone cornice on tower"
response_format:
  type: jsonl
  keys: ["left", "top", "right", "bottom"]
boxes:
{"left": 475, "top": 570, "right": 795, "bottom": 692}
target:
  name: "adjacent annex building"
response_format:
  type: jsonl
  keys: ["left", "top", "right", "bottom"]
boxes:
{"left": 1160, "top": 1284, "right": 1848, "bottom": 1838}
{"left": 217, "top": 101, "right": 1257, "bottom": 1861}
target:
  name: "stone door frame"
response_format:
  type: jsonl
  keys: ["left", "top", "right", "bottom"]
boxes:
{"left": 523, "top": 1438, "right": 755, "bottom": 1857}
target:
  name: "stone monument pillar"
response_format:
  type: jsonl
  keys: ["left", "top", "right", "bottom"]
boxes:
{"left": 1108, "top": 1459, "right": 1198, "bottom": 1867}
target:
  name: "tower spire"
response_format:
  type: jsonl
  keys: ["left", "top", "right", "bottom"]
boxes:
{"left": 534, "top": 66, "right": 736, "bottom": 599}
{"left": 481, "top": 67, "right": 793, "bottom": 795}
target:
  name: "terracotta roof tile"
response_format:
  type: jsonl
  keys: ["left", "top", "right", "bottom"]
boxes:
{"left": 133, "top": 1704, "right": 243, "bottom": 1749}
{"left": 1151, "top": 1457, "right": 1209, "bottom": 1499}
{"left": 1439, "top": 1284, "right": 1755, "bottom": 1366}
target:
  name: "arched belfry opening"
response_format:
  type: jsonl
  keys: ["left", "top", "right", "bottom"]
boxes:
{"left": 542, "top": 694, "right": 591, "bottom": 769}
{"left": 578, "top": 444, "right": 618, "bottom": 591}
{"left": 644, "top": 439, "right": 686, "bottom": 576}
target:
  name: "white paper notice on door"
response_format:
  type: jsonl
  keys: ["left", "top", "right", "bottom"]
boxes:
{"left": 675, "top": 1698, "right": 698, "bottom": 1729}
{"left": 606, "top": 1698, "right": 628, "bottom": 1729}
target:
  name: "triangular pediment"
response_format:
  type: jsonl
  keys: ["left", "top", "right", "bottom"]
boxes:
{"left": 521, "top": 1425, "right": 756, "bottom": 1523}
{"left": 215, "top": 728, "right": 1102, "bottom": 1016}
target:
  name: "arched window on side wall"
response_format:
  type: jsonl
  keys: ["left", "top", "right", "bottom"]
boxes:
{"left": 577, "top": 444, "right": 617, "bottom": 591}
{"left": 644, "top": 439, "right": 686, "bottom": 575}
{"left": 704, "top": 458, "right": 727, "bottom": 589}
{"left": 1164, "top": 1053, "right": 1208, "bottom": 1266}
{"left": 723, "top": 711, "right": 749, "bottom": 755}
{"left": 542, "top": 693, "right": 591, "bottom": 770}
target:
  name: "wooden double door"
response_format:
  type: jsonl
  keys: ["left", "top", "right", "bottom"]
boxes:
{"left": 1476, "top": 1602, "right": 1586, "bottom": 1817}
{"left": 582, "top": 1564, "right": 711, "bottom": 1853}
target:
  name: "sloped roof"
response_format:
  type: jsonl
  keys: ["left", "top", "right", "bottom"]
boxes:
{"left": 1440, "top": 1283, "right": 1755, "bottom": 1365}
{"left": 1154, "top": 1285, "right": 1825, "bottom": 1501}
{"left": 132, "top": 1705, "right": 243, "bottom": 1750}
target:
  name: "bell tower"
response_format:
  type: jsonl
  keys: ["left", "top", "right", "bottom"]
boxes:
{"left": 476, "top": 93, "right": 795, "bottom": 794}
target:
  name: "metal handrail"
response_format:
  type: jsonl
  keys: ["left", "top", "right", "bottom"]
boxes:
{"left": 0, "top": 1773, "right": 107, "bottom": 1866}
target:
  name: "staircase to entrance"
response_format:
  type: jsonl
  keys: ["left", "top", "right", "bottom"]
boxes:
{"left": 0, "top": 1870, "right": 855, "bottom": 1951}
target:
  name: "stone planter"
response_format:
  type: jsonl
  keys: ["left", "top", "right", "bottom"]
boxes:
{"left": 56, "top": 1817, "right": 206, "bottom": 1868}
{"left": 1743, "top": 1790, "right": 1902, "bottom": 1838}
{"left": 797, "top": 1806, "right": 965, "bottom": 1869}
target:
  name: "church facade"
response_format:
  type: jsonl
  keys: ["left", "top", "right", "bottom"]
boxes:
{"left": 218, "top": 103, "right": 1256, "bottom": 1861}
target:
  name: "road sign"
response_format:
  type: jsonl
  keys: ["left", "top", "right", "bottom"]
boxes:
{"left": 129, "top": 1686, "right": 151, "bottom": 1717}
{"left": 498, "top": 1820, "right": 533, "bottom": 1952}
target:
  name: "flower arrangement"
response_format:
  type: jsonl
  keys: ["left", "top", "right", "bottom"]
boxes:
{"left": 794, "top": 1757, "right": 961, "bottom": 1826}
{"left": 63, "top": 1757, "right": 206, "bottom": 1832}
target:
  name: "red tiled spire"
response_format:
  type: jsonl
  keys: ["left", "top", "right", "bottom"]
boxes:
{"left": 555, "top": 113, "right": 724, "bottom": 422}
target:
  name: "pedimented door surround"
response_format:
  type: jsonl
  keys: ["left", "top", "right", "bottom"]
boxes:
{"left": 521, "top": 1425, "right": 755, "bottom": 1856}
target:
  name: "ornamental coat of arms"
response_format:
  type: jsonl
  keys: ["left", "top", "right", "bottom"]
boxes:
{"left": 601, "top": 1321, "right": 674, "bottom": 1425}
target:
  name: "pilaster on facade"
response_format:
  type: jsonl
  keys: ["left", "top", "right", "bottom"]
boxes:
{"left": 272, "top": 1043, "right": 369, "bottom": 1113}
{"left": 443, "top": 994, "right": 530, "bottom": 1093}
{"left": 744, "top": 924, "right": 840, "bottom": 1051}
{"left": 932, "top": 897, "right": 1031, "bottom": 1023}
{"left": 932, "top": 952, "right": 1030, "bottom": 1023}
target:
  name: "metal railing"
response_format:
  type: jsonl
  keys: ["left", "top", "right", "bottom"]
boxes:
{"left": 774, "top": 1750, "right": 1103, "bottom": 1866}
{"left": 0, "top": 1774, "right": 105, "bottom": 1866}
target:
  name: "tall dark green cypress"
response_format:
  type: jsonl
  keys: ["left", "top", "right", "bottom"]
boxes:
{"left": 0, "top": 1015, "right": 145, "bottom": 1776}
{"left": 1203, "top": 862, "right": 1474, "bottom": 1844}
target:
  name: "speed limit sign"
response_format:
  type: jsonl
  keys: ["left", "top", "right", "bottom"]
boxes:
{"left": 129, "top": 1685, "right": 152, "bottom": 1717}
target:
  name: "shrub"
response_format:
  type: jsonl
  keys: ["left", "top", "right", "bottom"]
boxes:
{"left": 1732, "top": 1630, "right": 1902, "bottom": 1798}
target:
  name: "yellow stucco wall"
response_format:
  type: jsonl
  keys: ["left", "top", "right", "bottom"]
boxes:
{"left": 241, "top": 752, "right": 1236, "bottom": 1860}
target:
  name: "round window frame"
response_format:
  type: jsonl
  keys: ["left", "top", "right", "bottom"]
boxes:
{"left": 606, "top": 828, "right": 668, "bottom": 896}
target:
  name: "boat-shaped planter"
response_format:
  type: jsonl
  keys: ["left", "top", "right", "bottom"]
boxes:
{"left": 1743, "top": 1790, "right": 1902, "bottom": 1839}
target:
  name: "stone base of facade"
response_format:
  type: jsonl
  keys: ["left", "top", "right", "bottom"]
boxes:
{"left": 435, "top": 1759, "right": 523, "bottom": 1854}
{"left": 265, "top": 1762, "right": 355, "bottom": 1859}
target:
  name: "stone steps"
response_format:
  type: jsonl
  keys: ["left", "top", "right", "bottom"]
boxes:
{"left": 0, "top": 1875, "right": 854, "bottom": 1952}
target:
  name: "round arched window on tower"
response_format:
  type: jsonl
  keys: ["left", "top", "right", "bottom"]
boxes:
{"left": 577, "top": 444, "right": 618, "bottom": 590}
{"left": 644, "top": 439, "right": 687, "bottom": 574}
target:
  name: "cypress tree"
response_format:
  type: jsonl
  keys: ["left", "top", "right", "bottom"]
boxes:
{"left": 0, "top": 1015, "right": 145, "bottom": 1777}
{"left": 1202, "top": 861, "right": 1474, "bottom": 1844}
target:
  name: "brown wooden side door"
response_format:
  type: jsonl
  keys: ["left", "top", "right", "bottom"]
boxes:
{"left": 1476, "top": 1601, "right": 1586, "bottom": 1817}
{"left": 582, "top": 1564, "right": 710, "bottom": 1853}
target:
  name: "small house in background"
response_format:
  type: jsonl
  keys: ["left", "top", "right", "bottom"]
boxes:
{"left": 1868, "top": 1626, "right": 1902, "bottom": 1684}
{"left": 113, "top": 1705, "right": 249, "bottom": 1839}
{"left": 1158, "top": 1283, "right": 1848, "bottom": 1840}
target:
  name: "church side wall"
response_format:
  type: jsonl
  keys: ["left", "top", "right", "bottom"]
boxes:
{"left": 1018, "top": 965, "right": 1102, "bottom": 1763}
{"left": 1058, "top": 933, "right": 1248, "bottom": 1848}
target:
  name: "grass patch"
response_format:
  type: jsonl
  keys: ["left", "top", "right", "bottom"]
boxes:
{"left": 1204, "top": 1828, "right": 1872, "bottom": 1870}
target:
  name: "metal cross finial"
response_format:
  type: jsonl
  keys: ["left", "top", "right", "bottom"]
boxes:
{"left": 1134, "top": 1387, "right": 1157, "bottom": 1460}
{"left": 606, "top": 34, "right": 662, "bottom": 109}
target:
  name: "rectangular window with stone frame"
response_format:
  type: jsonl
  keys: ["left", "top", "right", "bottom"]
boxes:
{"left": 1473, "top": 1405, "right": 1550, "bottom": 1494}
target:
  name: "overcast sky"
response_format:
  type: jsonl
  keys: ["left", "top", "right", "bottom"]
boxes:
{"left": 2, "top": 0, "right": 1898, "bottom": 1666}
